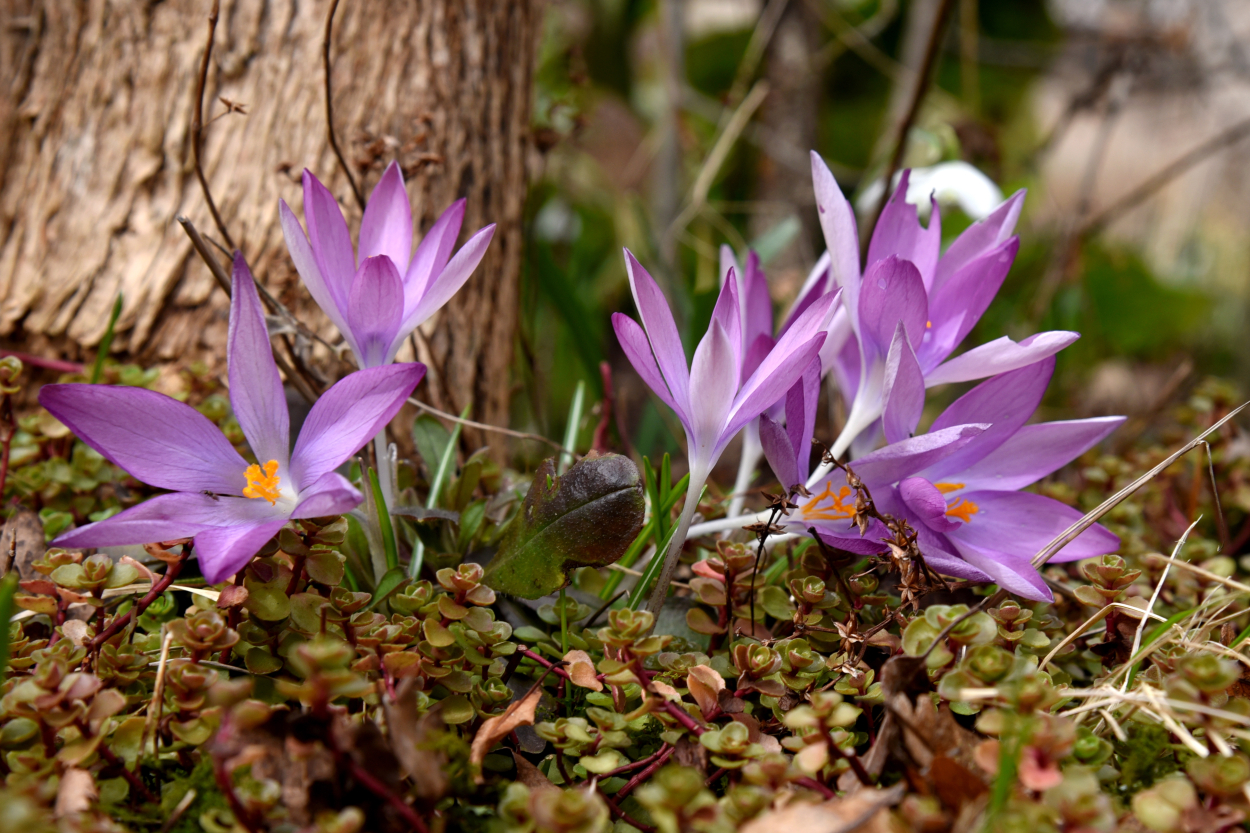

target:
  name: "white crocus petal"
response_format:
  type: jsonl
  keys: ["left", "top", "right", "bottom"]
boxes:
{"left": 856, "top": 162, "right": 1004, "bottom": 221}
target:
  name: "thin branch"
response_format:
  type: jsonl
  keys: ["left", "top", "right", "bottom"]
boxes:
{"left": 407, "top": 396, "right": 569, "bottom": 454}
{"left": 90, "top": 549, "right": 188, "bottom": 651}
{"left": 191, "top": 0, "right": 235, "bottom": 251}
{"left": 323, "top": 0, "right": 365, "bottom": 211}
{"left": 1080, "top": 114, "right": 1250, "bottom": 235}
{"left": 861, "top": 0, "right": 956, "bottom": 256}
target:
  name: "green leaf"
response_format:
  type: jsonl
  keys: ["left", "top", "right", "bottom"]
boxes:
{"left": 483, "top": 453, "right": 644, "bottom": 599}
{"left": 0, "top": 572, "right": 16, "bottom": 686}
{"left": 90, "top": 292, "right": 124, "bottom": 384}
{"left": 366, "top": 567, "right": 410, "bottom": 612}
{"left": 368, "top": 467, "right": 399, "bottom": 572}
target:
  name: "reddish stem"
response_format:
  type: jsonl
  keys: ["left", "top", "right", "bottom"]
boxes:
{"left": 346, "top": 758, "right": 430, "bottom": 833}
{"left": 795, "top": 776, "right": 836, "bottom": 799}
{"left": 90, "top": 549, "right": 187, "bottom": 651}
{"left": 0, "top": 350, "right": 84, "bottom": 374}
{"left": 615, "top": 744, "right": 675, "bottom": 801}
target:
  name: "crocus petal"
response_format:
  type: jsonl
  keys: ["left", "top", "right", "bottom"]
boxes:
{"left": 742, "top": 252, "right": 773, "bottom": 349}
{"left": 280, "top": 200, "right": 350, "bottom": 339}
{"left": 290, "top": 472, "right": 363, "bottom": 519}
{"left": 687, "top": 319, "right": 738, "bottom": 468}
{"left": 359, "top": 161, "right": 414, "bottom": 274}
{"left": 805, "top": 522, "right": 891, "bottom": 555}
{"left": 734, "top": 289, "right": 837, "bottom": 415}
{"left": 723, "top": 334, "right": 825, "bottom": 451}
{"left": 919, "top": 237, "right": 1019, "bottom": 372}
{"left": 709, "top": 266, "right": 743, "bottom": 375}
{"left": 613, "top": 313, "right": 685, "bottom": 420}
{"left": 742, "top": 333, "right": 775, "bottom": 386}
{"left": 39, "top": 385, "right": 248, "bottom": 495}
{"left": 347, "top": 256, "right": 405, "bottom": 367}
{"left": 867, "top": 170, "right": 941, "bottom": 289}
{"left": 925, "top": 331, "right": 1078, "bottom": 387}
{"left": 615, "top": 313, "right": 685, "bottom": 417}
{"left": 932, "top": 189, "right": 1025, "bottom": 295}
{"left": 921, "top": 547, "right": 994, "bottom": 583}
{"left": 788, "top": 359, "right": 822, "bottom": 484}
{"left": 881, "top": 322, "right": 925, "bottom": 444}
{"left": 405, "top": 199, "right": 466, "bottom": 302}
{"left": 760, "top": 413, "right": 799, "bottom": 491}
{"left": 857, "top": 256, "right": 928, "bottom": 358}
{"left": 955, "top": 417, "right": 1125, "bottom": 492}
{"left": 290, "top": 363, "right": 426, "bottom": 491}
{"left": 851, "top": 423, "right": 988, "bottom": 489}
{"left": 810, "top": 152, "right": 861, "bottom": 315}
{"left": 780, "top": 251, "right": 831, "bottom": 337}
{"left": 195, "top": 520, "right": 289, "bottom": 584}
{"left": 949, "top": 540, "right": 1053, "bottom": 602}
{"left": 302, "top": 170, "right": 357, "bottom": 296}
{"left": 624, "top": 250, "right": 691, "bottom": 422}
{"left": 898, "top": 477, "right": 961, "bottom": 533}
{"left": 399, "top": 223, "right": 495, "bottom": 343}
{"left": 228, "top": 254, "right": 290, "bottom": 468}
{"left": 948, "top": 490, "right": 1120, "bottom": 564}
{"left": 52, "top": 492, "right": 270, "bottom": 550}
{"left": 921, "top": 358, "right": 1055, "bottom": 481}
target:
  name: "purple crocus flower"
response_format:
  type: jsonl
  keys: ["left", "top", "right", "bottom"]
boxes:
{"left": 612, "top": 249, "right": 836, "bottom": 612}
{"left": 809, "top": 151, "right": 1078, "bottom": 464}
{"left": 780, "top": 357, "right": 1123, "bottom": 601}
{"left": 280, "top": 162, "right": 495, "bottom": 367}
{"left": 38, "top": 255, "right": 425, "bottom": 584}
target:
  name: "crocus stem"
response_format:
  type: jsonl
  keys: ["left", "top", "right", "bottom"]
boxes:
{"left": 725, "top": 430, "right": 762, "bottom": 523}
{"left": 645, "top": 470, "right": 706, "bottom": 616}
{"left": 687, "top": 509, "right": 767, "bottom": 539}
{"left": 373, "top": 432, "right": 396, "bottom": 507}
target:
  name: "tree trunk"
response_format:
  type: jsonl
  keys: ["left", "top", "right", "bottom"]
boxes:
{"left": 0, "top": 0, "right": 537, "bottom": 435}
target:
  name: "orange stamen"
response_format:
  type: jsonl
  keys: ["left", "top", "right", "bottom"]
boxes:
{"left": 800, "top": 483, "right": 856, "bottom": 521}
{"left": 945, "top": 497, "right": 979, "bottom": 524}
{"left": 243, "top": 459, "right": 281, "bottom": 505}
{"left": 933, "top": 482, "right": 964, "bottom": 494}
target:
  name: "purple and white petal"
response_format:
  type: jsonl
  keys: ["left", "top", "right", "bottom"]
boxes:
{"left": 867, "top": 171, "right": 941, "bottom": 289}
{"left": 932, "top": 189, "right": 1025, "bottom": 295}
{"left": 810, "top": 153, "right": 861, "bottom": 313}
{"left": 723, "top": 334, "right": 825, "bottom": 450}
{"left": 347, "top": 256, "right": 406, "bottom": 367}
{"left": 358, "top": 161, "right": 414, "bottom": 274}
{"left": 925, "top": 331, "right": 1079, "bottom": 387}
{"left": 40, "top": 384, "right": 248, "bottom": 496}
{"left": 228, "top": 255, "right": 290, "bottom": 467}
{"left": 687, "top": 319, "right": 738, "bottom": 467}
{"left": 947, "top": 490, "right": 1120, "bottom": 564}
{"left": 302, "top": 170, "right": 357, "bottom": 295}
{"left": 759, "top": 413, "right": 799, "bottom": 491}
{"left": 398, "top": 223, "right": 496, "bottom": 344}
{"left": 289, "top": 363, "right": 426, "bottom": 492}
{"left": 708, "top": 265, "right": 743, "bottom": 375}
{"left": 857, "top": 257, "right": 928, "bottom": 358}
{"left": 742, "top": 252, "right": 773, "bottom": 350}
{"left": 613, "top": 313, "right": 685, "bottom": 420}
{"left": 290, "top": 472, "right": 364, "bottom": 519}
{"left": 850, "top": 423, "right": 988, "bottom": 489}
{"left": 788, "top": 359, "right": 821, "bottom": 484}
{"left": 280, "top": 200, "right": 350, "bottom": 337}
{"left": 881, "top": 322, "right": 925, "bottom": 444}
{"left": 918, "top": 237, "right": 1019, "bottom": 372}
{"left": 897, "top": 477, "right": 960, "bottom": 533}
{"left": 52, "top": 492, "right": 275, "bottom": 550}
{"left": 921, "top": 358, "right": 1054, "bottom": 482}
{"left": 948, "top": 539, "right": 1053, "bottom": 602}
{"left": 405, "top": 199, "right": 466, "bottom": 303}
{"left": 195, "top": 520, "right": 290, "bottom": 585}
{"left": 955, "top": 417, "right": 1125, "bottom": 492}
{"left": 623, "top": 250, "right": 692, "bottom": 422}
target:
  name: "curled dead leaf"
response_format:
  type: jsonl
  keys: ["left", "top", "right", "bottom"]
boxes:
{"left": 119, "top": 555, "right": 155, "bottom": 584}
{"left": 60, "top": 619, "right": 89, "bottom": 647}
{"left": 563, "top": 649, "right": 603, "bottom": 692}
{"left": 470, "top": 681, "right": 544, "bottom": 783}
{"left": 55, "top": 767, "right": 97, "bottom": 818}
{"left": 650, "top": 680, "right": 681, "bottom": 702}
{"left": 217, "top": 583, "right": 249, "bottom": 609}
{"left": 687, "top": 664, "right": 725, "bottom": 718}
{"left": 740, "top": 784, "right": 905, "bottom": 833}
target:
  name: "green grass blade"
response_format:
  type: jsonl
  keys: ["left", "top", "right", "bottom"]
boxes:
{"left": 0, "top": 571, "right": 16, "bottom": 687}
{"left": 559, "top": 380, "right": 585, "bottom": 474}
{"left": 628, "top": 485, "right": 707, "bottom": 610}
{"left": 409, "top": 404, "right": 469, "bottom": 579}
{"left": 89, "top": 293, "right": 124, "bottom": 384}
{"left": 368, "top": 467, "right": 399, "bottom": 573}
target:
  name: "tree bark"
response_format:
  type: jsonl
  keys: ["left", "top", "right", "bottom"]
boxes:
{"left": 0, "top": 0, "right": 537, "bottom": 434}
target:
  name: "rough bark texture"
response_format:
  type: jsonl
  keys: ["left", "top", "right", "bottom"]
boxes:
{"left": 0, "top": 0, "right": 537, "bottom": 433}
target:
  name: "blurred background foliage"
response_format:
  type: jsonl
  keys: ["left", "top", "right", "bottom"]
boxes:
{"left": 515, "top": 0, "right": 1240, "bottom": 482}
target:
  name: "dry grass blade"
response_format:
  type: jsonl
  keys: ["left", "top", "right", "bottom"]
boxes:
{"left": 1122, "top": 518, "right": 1202, "bottom": 691}
{"left": 1031, "top": 402, "right": 1248, "bottom": 570}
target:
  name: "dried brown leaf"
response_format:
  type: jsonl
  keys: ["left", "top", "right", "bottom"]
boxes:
{"left": 687, "top": 664, "right": 725, "bottom": 718}
{"left": 470, "top": 681, "right": 543, "bottom": 782}
{"left": 740, "top": 784, "right": 905, "bottom": 833}
{"left": 510, "top": 750, "right": 556, "bottom": 790}
{"left": 55, "top": 767, "right": 97, "bottom": 818}
{"left": 384, "top": 681, "right": 450, "bottom": 801}
{"left": 61, "top": 619, "right": 89, "bottom": 647}
{"left": 216, "top": 583, "right": 249, "bottom": 609}
{"left": 563, "top": 649, "right": 603, "bottom": 692}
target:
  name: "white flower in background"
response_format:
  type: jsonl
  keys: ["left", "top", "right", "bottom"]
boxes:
{"left": 857, "top": 161, "right": 1005, "bottom": 221}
